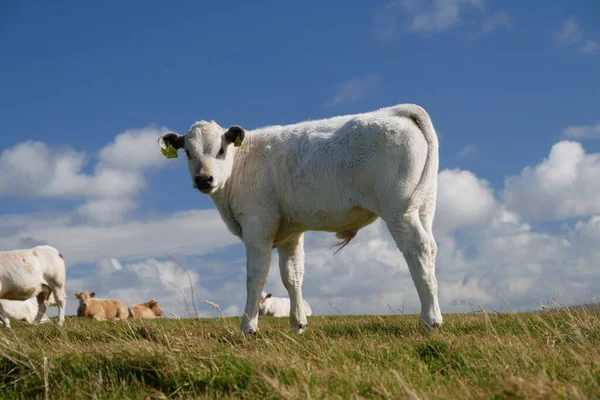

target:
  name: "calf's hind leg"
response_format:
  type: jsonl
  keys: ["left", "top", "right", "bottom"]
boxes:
{"left": 278, "top": 234, "right": 308, "bottom": 334}
{"left": 419, "top": 194, "right": 438, "bottom": 262}
{"left": 383, "top": 211, "right": 442, "bottom": 328}
{"left": 34, "top": 286, "right": 51, "bottom": 324}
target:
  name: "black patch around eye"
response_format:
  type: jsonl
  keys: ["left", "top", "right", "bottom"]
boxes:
{"left": 218, "top": 148, "right": 225, "bottom": 156}
{"left": 185, "top": 149, "right": 191, "bottom": 159}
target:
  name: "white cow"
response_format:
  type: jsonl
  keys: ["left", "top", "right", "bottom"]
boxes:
{"left": 0, "top": 293, "right": 56, "bottom": 324}
{"left": 259, "top": 291, "right": 312, "bottom": 317}
{"left": 0, "top": 245, "right": 67, "bottom": 328}
{"left": 158, "top": 103, "right": 442, "bottom": 335}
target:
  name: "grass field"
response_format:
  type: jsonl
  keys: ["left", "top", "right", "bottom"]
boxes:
{"left": 0, "top": 309, "right": 599, "bottom": 399}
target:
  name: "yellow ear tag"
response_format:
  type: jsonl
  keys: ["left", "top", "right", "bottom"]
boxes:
{"left": 234, "top": 136, "right": 243, "bottom": 147}
{"left": 160, "top": 143, "right": 178, "bottom": 159}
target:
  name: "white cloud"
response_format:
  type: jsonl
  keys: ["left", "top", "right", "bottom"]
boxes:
{"left": 0, "top": 141, "right": 89, "bottom": 198}
{"left": 563, "top": 121, "right": 600, "bottom": 139}
{"left": 458, "top": 144, "right": 476, "bottom": 158}
{"left": 435, "top": 169, "right": 497, "bottom": 234}
{"left": 375, "top": 0, "right": 497, "bottom": 38}
{"left": 555, "top": 17, "right": 582, "bottom": 46}
{"left": 75, "top": 198, "right": 137, "bottom": 225}
{"left": 373, "top": 0, "right": 408, "bottom": 41}
{"left": 572, "top": 216, "right": 600, "bottom": 262}
{"left": 579, "top": 40, "right": 600, "bottom": 54}
{"left": 555, "top": 17, "right": 599, "bottom": 54}
{"left": 408, "top": 0, "right": 483, "bottom": 35}
{"left": 480, "top": 11, "right": 512, "bottom": 34}
{"left": 325, "top": 74, "right": 380, "bottom": 107}
{"left": 98, "top": 125, "right": 169, "bottom": 170}
{"left": 0, "top": 209, "right": 238, "bottom": 265}
{"left": 0, "top": 125, "right": 171, "bottom": 224}
{"left": 504, "top": 141, "right": 600, "bottom": 221}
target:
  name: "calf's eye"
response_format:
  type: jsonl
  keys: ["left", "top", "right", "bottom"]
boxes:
{"left": 185, "top": 149, "right": 191, "bottom": 159}
{"left": 218, "top": 148, "right": 225, "bottom": 156}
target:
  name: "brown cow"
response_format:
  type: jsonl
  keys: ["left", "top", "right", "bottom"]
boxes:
{"left": 74, "top": 291, "right": 128, "bottom": 321}
{"left": 128, "top": 299, "right": 164, "bottom": 319}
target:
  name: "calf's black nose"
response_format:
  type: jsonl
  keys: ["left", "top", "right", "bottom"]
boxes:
{"left": 194, "top": 174, "right": 214, "bottom": 190}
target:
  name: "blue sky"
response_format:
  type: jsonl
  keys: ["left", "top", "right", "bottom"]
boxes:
{"left": 1, "top": 1, "right": 600, "bottom": 318}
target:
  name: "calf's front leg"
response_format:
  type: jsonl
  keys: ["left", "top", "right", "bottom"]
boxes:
{"left": 34, "top": 291, "right": 48, "bottom": 324}
{"left": 52, "top": 288, "right": 67, "bottom": 326}
{"left": 241, "top": 238, "right": 273, "bottom": 335}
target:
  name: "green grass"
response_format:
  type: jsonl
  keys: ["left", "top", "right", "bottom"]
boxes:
{"left": 0, "top": 310, "right": 599, "bottom": 399}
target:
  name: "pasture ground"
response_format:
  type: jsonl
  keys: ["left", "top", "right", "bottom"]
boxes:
{"left": 0, "top": 310, "right": 599, "bottom": 399}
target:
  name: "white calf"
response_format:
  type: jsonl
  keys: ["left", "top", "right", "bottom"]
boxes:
{"left": 158, "top": 103, "right": 441, "bottom": 335}
{"left": 0, "top": 293, "right": 56, "bottom": 324}
{"left": 259, "top": 291, "right": 313, "bottom": 317}
{"left": 0, "top": 245, "right": 67, "bottom": 328}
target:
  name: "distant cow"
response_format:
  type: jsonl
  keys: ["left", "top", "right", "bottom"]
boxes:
{"left": 74, "top": 291, "right": 128, "bottom": 321}
{"left": 259, "top": 291, "right": 312, "bottom": 318}
{"left": 0, "top": 293, "right": 56, "bottom": 324}
{"left": 0, "top": 245, "right": 67, "bottom": 328}
{"left": 158, "top": 104, "right": 442, "bottom": 335}
{"left": 129, "top": 299, "right": 164, "bottom": 319}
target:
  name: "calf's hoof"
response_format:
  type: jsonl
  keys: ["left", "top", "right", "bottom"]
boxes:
{"left": 421, "top": 318, "right": 443, "bottom": 330}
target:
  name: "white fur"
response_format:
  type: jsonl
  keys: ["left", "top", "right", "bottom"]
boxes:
{"left": 259, "top": 291, "right": 312, "bottom": 317}
{"left": 0, "top": 246, "right": 67, "bottom": 328}
{"left": 0, "top": 293, "right": 56, "bottom": 324}
{"left": 159, "top": 103, "right": 442, "bottom": 335}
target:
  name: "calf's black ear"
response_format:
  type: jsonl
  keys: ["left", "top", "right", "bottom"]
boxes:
{"left": 265, "top": 293, "right": 272, "bottom": 299}
{"left": 158, "top": 132, "right": 185, "bottom": 150}
{"left": 224, "top": 126, "right": 245, "bottom": 147}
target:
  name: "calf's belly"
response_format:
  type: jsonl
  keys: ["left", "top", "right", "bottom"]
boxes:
{"left": 274, "top": 207, "right": 378, "bottom": 245}
{"left": 0, "top": 285, "right": 37, "bottom": 300}
{"left": 294, "top": 207, "right": 378, "bottom": 233}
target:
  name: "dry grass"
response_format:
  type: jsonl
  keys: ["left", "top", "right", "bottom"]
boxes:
{"left": 0, "top": 310, "right": 599, "bottom": 399}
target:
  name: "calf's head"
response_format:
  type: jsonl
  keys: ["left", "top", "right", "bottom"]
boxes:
{"left": 146, "top": 299, "right": 164, "bottom": 317}
{"left": 74, "top": 291, "right": 95, "bottom": 304}
{"left": 158, "top": 121, "right": 245, "bottom": 194}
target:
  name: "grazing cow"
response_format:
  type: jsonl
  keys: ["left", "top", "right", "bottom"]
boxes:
{"left": 129, "top": 299, "right": 164, "bottom": 319}
{"left": 158, "top": 104, "right": 442, "bottom": 335}
{"left": 0, "top": 293, "right": 56, "bottom": 324}
{"left": 259, "top": 291, "right": 312, "bottom": 317}
{"left": 74, "top": 291, "right": 128, "bottom": 321}
{"left": 0, "top": 245, "right": 67, "bottom": 328}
